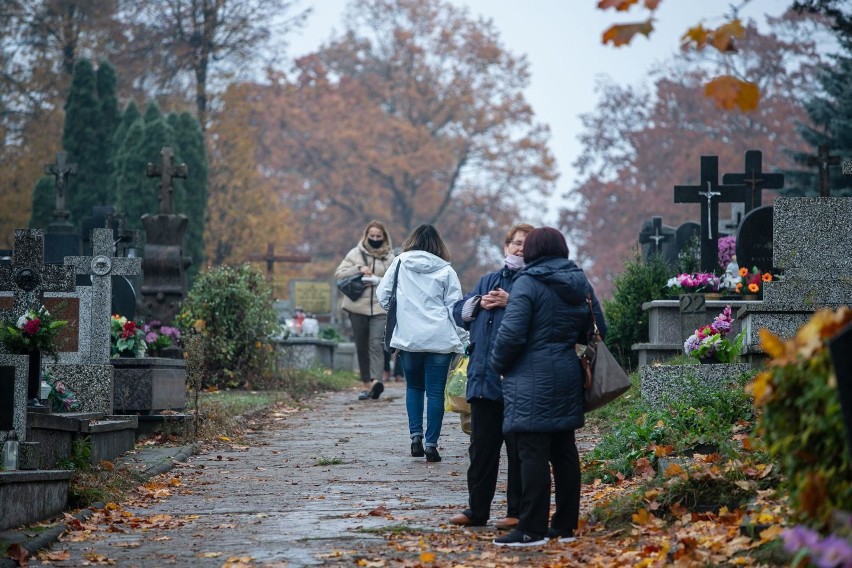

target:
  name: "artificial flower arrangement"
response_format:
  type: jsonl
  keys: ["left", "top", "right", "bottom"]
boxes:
{"left": 110, "top": 314, "right": 147, "bottom": 358}
{"left": 142, "top": 321, "right": 181, "bottom": 357}
{"left": 683, "top": 305, "right": 746, "bottom": 363}
{"left": 43, "top": 368, "right": 81, "bottom": 412}
{"left": 717, "top": 235, "right": 737, "bottom": 269}
{"left": 0, "top": 305, "right": 68, "bottom": 359}
{"left": 666, "top": 272, "right": 722, "bottom": 294}
{"left": 734, "top": 266, "right": 775, "bottom": 296}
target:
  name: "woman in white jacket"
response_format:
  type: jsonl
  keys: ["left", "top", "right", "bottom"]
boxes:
{"left": 377, "top": 224, "right": 466, "bottom": 462}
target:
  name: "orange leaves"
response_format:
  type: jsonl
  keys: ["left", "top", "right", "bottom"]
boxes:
{"left": 602, "top": 21, "right": 654, "bottom": 47}
{"left": 703, "top": 75, "right": 760, "bottom": 112}
{"left": 598, "top": 0, "right": 638, "bottom": 11}
{"left": 681, "top": 19, "right": 745, "bottom": 53}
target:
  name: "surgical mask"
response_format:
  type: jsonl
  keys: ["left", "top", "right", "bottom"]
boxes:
{"left": 505, "top": 254, "right": 525, "bottom": 270}
{"left": 367, "top": 238, "right": 384, "bottom": 249}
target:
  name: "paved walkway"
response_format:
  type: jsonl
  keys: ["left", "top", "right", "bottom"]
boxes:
{"left": 6, "top": 382, "right": 600, "bottom": 567}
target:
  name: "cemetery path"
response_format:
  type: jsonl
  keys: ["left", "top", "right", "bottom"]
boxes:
{"left": 25, "top": 382, "right": 607, "bottom": 567}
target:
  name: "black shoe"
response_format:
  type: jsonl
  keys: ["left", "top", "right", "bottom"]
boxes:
{"left": 411, "top": 436, "right": 425, "bottom": 457}
{"left": 493, "top": 529, "right": 547, "bottom": 547}
{"left": 424, "top": 446, "right": 441, "bottom": 462}
{"left": 358, "top": 390, "right": 370, "bottom": 400}
{"left": 369, "top": 381, "right": 384, "bottom": 399}
{"left": 547, "top": 527, "right": 576, "bottom": 543}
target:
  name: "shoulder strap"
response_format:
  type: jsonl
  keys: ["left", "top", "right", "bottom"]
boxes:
{"left": 390, "top": 260, "right": 402, "bottom": 298}
{"left": 585, "top": 293, "right": 600, "bottom": 339}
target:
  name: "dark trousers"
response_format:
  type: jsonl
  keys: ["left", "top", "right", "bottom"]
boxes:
{"left": 515, "top": 430, "right": 580, "bottom": 537}
{"left": 465, "top": 399, "right": 521, "bottom": 522}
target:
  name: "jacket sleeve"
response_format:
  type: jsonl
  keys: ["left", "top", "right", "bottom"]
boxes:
{"left": 334, "top": 247, "right": 362, "bottom": 280}
{"left": 452, "top": 274, "right": 490, "bottom": 327}
{"left": 376, "top": 257, "right": 399, "bottom": 310}
{"left": 490, "top": 276, "right": 533, "bottom": 374}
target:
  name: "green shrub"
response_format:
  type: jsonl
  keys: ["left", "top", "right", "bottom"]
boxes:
{"left": 753, "top": 310, "right": 852, "bottom": 528}
{"left": 602, "top": 254, "right": 671, "bottom": 371}
{"left": 176, "top": 265, "right": 278, "bottom": 388}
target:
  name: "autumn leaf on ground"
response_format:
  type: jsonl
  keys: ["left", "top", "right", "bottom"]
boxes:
{"left": 704, "top": 75, "right": 760, "bottom": 111}
{"left": 368, "top": 505, "right": 389, "bottom": 516}
{"left": 602, "top": 20, "right": 654, "bottom": 46}
{"left": 6, "top": 543, "right": 30, "bottom": 566}
{"left": 38, "top": 549, "right": 71, "bottom": 561}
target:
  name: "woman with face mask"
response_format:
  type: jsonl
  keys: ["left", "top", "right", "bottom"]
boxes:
{"left": 447, "top": 223, "right": 533, "bottom": 531}
{"left": 335, "top": 220, "right": 395, "bottom": 400}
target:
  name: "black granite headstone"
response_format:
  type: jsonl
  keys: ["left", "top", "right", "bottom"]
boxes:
{"left": 736, "top": 206, "right": 773, "bottom": 271}
{"left": 44, "top": 233, "right": 81, "bottom": 265}
{"left": 80, "top": 206, "right": 117, "bottom": 257}
{"left": 112, "top": 275, "right": 137, "bottom": 320}
{"left": 0, "top": 366, "right": 15, "bottom": 431}
{"left": 674, "top": 222, "right": 701, "bottom": 259}
{"left": 638, "top": 217, "right": 678, "bottom": 266}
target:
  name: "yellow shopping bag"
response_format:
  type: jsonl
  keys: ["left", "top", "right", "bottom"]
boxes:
{"left": 444, "top": 355, "right": 470, "bottom": 414}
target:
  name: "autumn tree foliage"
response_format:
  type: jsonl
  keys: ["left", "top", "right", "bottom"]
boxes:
{"left": 204, "top": 83, "right": 297, "bottom": 297}
{"left": 254, "top": 0, "right": 557, "bottom": 286}
{"left": 559, "top": 16, "right": 824, "bottom": 298}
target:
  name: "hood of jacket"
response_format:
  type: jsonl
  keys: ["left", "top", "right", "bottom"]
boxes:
{"left": 398, "top": 250, "right": 450, "bottom": 274}
{"left": 517, "top": 257, "right": 588, "bottom": 305}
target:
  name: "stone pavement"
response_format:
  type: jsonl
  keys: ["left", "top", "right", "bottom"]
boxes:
{"left": 2, "top": 382, "right": 599, "bottom": 567}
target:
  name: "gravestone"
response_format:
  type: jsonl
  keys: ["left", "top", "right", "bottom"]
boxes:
{"left": 674, "top": 156, "right": 748, "bottom": 272}
{"left": 43, "top": 152, "right": 81, "bottom": 264}
{"left": 291, "top": 280, "right": 333, "bottom": 319}
{"left": 0, "top": 230, "right": 75, "bottom": 404}
{"left": 722, "top": 150, "right": 784, "bottom": 212}
{"left": 807, "top": 144, "right": 841, "bottom": 198}
{"left": 674, "top": 222, "right": 701, "bottom": 269}
{"left": 739, "top": 197, "right": 852, "bottom": 362}
{"left": 736, "top": 206, "right": 774, "bottom": 272}
{"left": 720, "top": 203, "right": 745, "bottom": 236}
{"left": 80, "top": 206, "right": 117, "bottom": 258}
{"left": 138, "top": 146, "right": 191, "bottom": 325}
{"left": 0, "top": 354, "right": 28, "bottom": 444}
{"left": 638, "top": 217, "right": 677, "bottom": 266}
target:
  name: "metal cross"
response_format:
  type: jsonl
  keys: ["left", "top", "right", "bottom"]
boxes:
{"left": 146, "top": 146, "right": 188, "bottom": 215}
{"left": 44, "top": 151, "right": 77, "bottom": 219}
{"left": 806, "top": 144, "right": 841, "bottom": 197}
{"left": 698, "top": 182, "right": 722, "bottom": 239}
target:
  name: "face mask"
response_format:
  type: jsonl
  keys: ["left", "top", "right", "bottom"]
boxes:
{"left": 367, "top": 238, "right": 384, "bottom": 249}
{"left": 505, "top": 254, "right": 525, "bottom": 270}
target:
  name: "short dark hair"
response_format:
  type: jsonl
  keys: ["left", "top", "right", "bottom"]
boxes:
{"left": 522, "top": 227, "right": 569, "bottom": 262}
{"left": 401, "top": 224, "right": 450, "bottom": 260}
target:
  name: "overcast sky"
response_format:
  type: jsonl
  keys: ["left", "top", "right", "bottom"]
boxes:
{"left": 287, "top": 1, "right": 793, "bottom": 222}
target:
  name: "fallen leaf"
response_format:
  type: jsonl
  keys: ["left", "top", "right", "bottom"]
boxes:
{"left": 602, "top": 20, "right": 654, "bottom": 46}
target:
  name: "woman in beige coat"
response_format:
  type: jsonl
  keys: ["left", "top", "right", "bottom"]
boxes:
{"left": 335, "top": 220, "right": 395, "bottom": 400}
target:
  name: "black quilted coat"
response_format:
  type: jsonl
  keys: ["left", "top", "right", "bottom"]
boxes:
{"left": 490, "top": 257, "right": 606, "bottom": 434}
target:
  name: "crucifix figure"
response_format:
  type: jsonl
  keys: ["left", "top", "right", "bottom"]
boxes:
{"left": 638, "top": 217, "right": 673, "bottom": 256}
{"left": 674, "top": 156, "right": 747, "bottom": 273}
{"left": 248, "top": 243, "right": 311, "bottom": 295}
{"left": 806, "top": 144, "right": 841, "bottom": 197}
{"left": 65, "top": 228, "right": 142, "bottom": 364}
{"left": 722, "top": 150, "right": 785, "bottom": 211}
{"left": 44, "top": 151, "right": 78, "bottom": 223}
{"left": 146, "top": 146, "right": 188, "bottom": 214}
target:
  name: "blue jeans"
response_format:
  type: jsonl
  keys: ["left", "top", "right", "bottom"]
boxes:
{"left": 399, "top": 351, "right": 454, "bottom": 447}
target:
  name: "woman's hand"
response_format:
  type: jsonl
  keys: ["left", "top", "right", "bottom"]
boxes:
{"left": 359, "top": 265, "right": 373, "bottom": 276}
{"left": 480, "top": 288, "right": 509, "bottom": 310}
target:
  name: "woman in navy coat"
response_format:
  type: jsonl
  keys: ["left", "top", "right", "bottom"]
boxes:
{"left": 490, "top": 227, "right": 606, "bottom": 547}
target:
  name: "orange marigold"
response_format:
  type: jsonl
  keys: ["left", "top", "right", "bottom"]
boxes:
{"left": 749, "top": 283, "right": 760, "bottom": 293}
{"left": 739, "top": 267, "right": 749, "bottom": 277}
{"left": 762, "top": 272, "right": 772, "bottom": 282}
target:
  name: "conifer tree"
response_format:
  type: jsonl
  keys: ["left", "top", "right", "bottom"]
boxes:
{"left": 95, "top": 61, "right": 120, "bottom": 204}
{"left": 62, "top": 59, "right": 101, "bottom": 227}
{"left": 28, "top": 178, "right": 54, "bottom": 229}
{"left": 785, "top": 39, "right": 852, "bottom": 196}
{"left": 174, "top": 112, "right": 207, "bottom": 280}
{"left": 115, "top": 103, "right": 177, "bottom": 230}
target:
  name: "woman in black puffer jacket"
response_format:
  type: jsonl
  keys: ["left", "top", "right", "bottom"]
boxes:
{"left": 490, "top": 227, "right": 606, "bottom": 548}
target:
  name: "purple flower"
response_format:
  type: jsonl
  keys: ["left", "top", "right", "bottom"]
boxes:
{"left": 160, "top": 326, "right": 180, "bottom": 340}
{"left": 145, "top": 332, "right": 158, "bottom": 344}
{"left": 684, "top": 334, "right": 701, "bottom": 354}
{"left": 783, "top": 526, "right": 824, "bottom": 553}
{"left": 815, "top": 536, "right": 852, "bottom": 568}
{"left": 718, "top": 235, "right": 736, "bottom": 268}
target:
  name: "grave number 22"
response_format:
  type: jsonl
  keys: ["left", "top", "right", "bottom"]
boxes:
{"left": 679, "top": 293, "right": 706, "bottom": 314}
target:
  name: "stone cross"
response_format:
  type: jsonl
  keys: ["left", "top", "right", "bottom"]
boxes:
{"left": 638, "top": 217, "right": 673, "bottom": 256}
{"left": 65, "top": 228, "right": 142, "bottom": 364}
{"left": 722, "top": 150, "right": 784, "bottom": 211}
{"left": 0, "top": 229, "right": 75, "bottom": 320}
{"left": 248, "top": 243, "right": 311, "bottom": 283}
{"left": 674, "top": 156, "right": 747, "bottom": 273}
{"left": 44, "top": 151, "right": 77, "bottom": 222}
{"left": 806, "top": 144, "right": 841, "bottom": 197}
{"left": 146, "top": 146, "right": 187, "bottom": 215}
